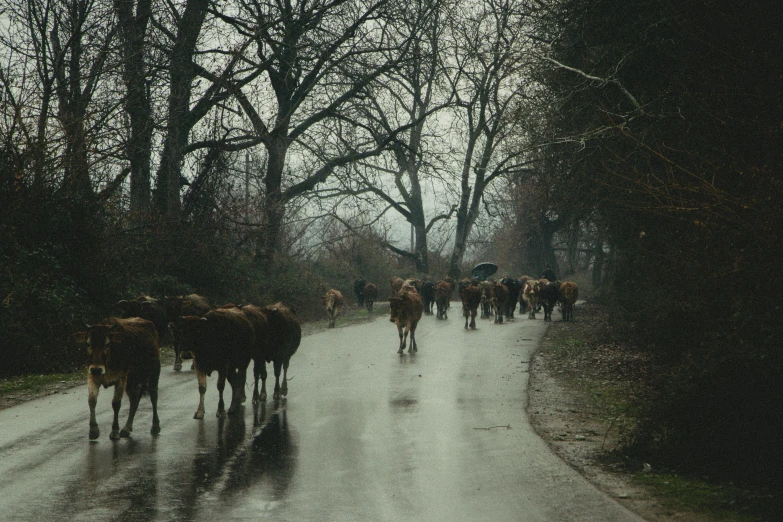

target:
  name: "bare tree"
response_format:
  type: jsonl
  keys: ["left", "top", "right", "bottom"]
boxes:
{"left": 208, "top": 0, "right": 427, "bottom": 267}
{"left": 330, "top": 0, "right": 455, "bottom": 274}
{"left": 444, "top": 0, "right": 536, "bottom": 278}
{"left": 114, "top": 0, "right": 153, "bottom": 214}
{"left": 0, "top": 0, "right": 121, "bottom": 198}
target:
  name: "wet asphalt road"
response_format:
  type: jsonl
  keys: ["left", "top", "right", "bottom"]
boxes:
{"left": 0, "top": 310, "right": 643, "bottom": 521}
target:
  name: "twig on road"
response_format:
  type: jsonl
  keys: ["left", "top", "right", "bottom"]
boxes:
{"left": 473, "top": 425, "right": 512, "bottom": 430}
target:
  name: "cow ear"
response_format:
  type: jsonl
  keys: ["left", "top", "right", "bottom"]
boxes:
{"left": 73, "top": 332, "right": 86, "bottom": 344}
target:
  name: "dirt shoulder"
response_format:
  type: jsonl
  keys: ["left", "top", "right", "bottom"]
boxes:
{"left": 526, "top": 303, "right": 721, "bottom": 522}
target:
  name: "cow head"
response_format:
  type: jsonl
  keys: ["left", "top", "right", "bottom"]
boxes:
{"left": 322, "top": 292, "right": 337, "bottom": 314}
{"left": 163, "top": 295, "right": 185, "bottom": 318}
{"left": 174, "top": 316, "right": 206, "bottom": 354}
{"left": 389, "top": 296, "right": 403, "bottom": 323}
{"left": 84, "top": 324, "right": 118, "bottom": 377}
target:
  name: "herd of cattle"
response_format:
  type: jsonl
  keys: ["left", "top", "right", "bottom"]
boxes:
{"left": 71, "top": 275, "right": 577, "bottom": 441}
{"left": 324, "top": 275, "right": 579, "bottom": 355}
{"left": 73, "top": 295, "right": 301, "bottom": 441}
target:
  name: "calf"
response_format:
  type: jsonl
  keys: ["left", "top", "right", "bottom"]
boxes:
{"left": 491, "top": 282, "right": 509, "bottom": 324}
{"left": 363, "top": 283, "right": 378, "bottom": 313}
{"left": 353, "top": 279, "right": 367, "bottom": 306}
{"left": 538, "top": 281, "right": 560, "bottom": 322}
{"left": 389, "top": 290, "right": 423, "bottom": 354}
{"left": 459, "top": 279, "right": 482, "bottom": 329}
{"left": 176, "top": 308, "right": 254, "bottom": 418}
{"left": 434, "top": 280, "right": 451, "bottom": 319}
{"left": 421, "top": 281, "right": 435, "bottom": 315}
{"left": 247, "top": 302, "right": 301, "bottom": 401}
{"left": 322, "top": 289, "right": 343, "bottom": 328}
{"left": 558, "top": 281, "right": 579, "bottom": 321}
{"left": 522, "top": 279, "right": 540, "bottom": 319}
{"left": 75, "top": 317, "right": 161, "bottom": 440}
{"left": 478, "top": 281, "right": 493, "bottom": 319}
{"left": 164, "top": 293, "right": 212, "bottom": 371}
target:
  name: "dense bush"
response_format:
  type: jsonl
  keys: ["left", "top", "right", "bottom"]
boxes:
{"left": 528, "top": 0, "right": 783, "bottom": 487}
{"left": 0, "top": 242, "right": 94, "bottom": 377}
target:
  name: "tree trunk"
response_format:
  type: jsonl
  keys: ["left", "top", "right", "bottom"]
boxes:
{"left": 256, "top": 136, "right": 289, "bottom": 267}
{"left": 413, "top": 221, "right": 429, "bottom": 273}
{"left": 565, "top": 224, "right": 579, "bottom": 276}
{"left": 154, "top": 0, "right": 210, "bottom": 217}
{"left": 592, "top": 239, "right": 605, "bottom": 287}
{"left": 51, "top": 6, "right": 92, "bottom": 200}
{"left": 116, "top": 0, "right": 153, "bottom": 215}
{"left": 448, "top": 181, "right": 472, "bottom": 279}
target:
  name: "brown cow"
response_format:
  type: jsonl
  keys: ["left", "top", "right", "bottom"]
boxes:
{"left": 112, "top": 295, "right": 169, "bottom": 344}
{"left": 75, "top": 317, "right": 161, "bottom": 440}
{"left": 478, "top": 280, "right": 493, "bottom": 319}
{"left": 322, "top": 289, "right": 344, "bottom": 328}
{"left": 238, "top": 304, "right": 272, "bottom": 402}
{"left": 389, "top": 290, "right": 423, "bottom": 354}
{"left": 491, "top": 282, "right": 509, "bottom": 324}
{"left": 459, "top": 279, "right": 482, "bottom": 329}
{"left": 363, "top": 283, "right": 378, "bottom": 313}
{"left": 245, "top": 302, "right": 301, "bottom": 401}
{"left": 522, "top": 279, "right": 540, "bottom": 319}
{"left": 443, "top": 276, "right": 455, "bottom": 309}
{"left": 164, "top": 293, "right": 212, "bottom": 371}
{"left": 390, "top": 277, "right": 404, "bottom": 297}
{"left": 558, "top": 281, "right": 579, "bottom": 321}
{"left": 434, "top": 280, "right": 451, "bottom": 319}
{"left": 176, "top": 307, "right": 254, "bottom": 418}
{"left": 517, "top": 276, "right": 533, "bottom": 313}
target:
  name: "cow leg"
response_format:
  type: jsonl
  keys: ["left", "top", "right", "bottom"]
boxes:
{"left": 280, "top": 359, "right": 290, "bottom": 397}
{"left": 409, "top": 323, "right": 418, "bottom": 353}
{"left": 463, "top": 308, "right": 469, "bottom": 329}
{"left": 397, "top": 323, "right": 405, "bottom": 354}
{"left": 121, "top": 381, "right": 141, "bottom": 438}
{"left": 272, "top": 360, "right": 284, "bottom": 400}
{"left": 253, "top": 359, "right": 268, "bottom": 403}
{"left": 226, "top": 368, "right": 244, "bottom": 415}
{"left": 88, "top": 376, "right": 100, "bottom": 439}
{"left": 173, "top": 348, "right": 182, "bottom": 372}
{"left": 149, "top": 369, "right": 161, "bottom": 435}
{"left": 216, "top": 370, "right": 227, "bottom": 417}
{"left": 194, "top": 367, "right": 207, "bottom": 419}
{"left": 238, "top": 361, "right": 248, "bottom": 404}
{"left": 110, "top": 381, "right": 126, "bottom": 440}
{"left": 470, "top": 309, "right": 477, "bottom": 329}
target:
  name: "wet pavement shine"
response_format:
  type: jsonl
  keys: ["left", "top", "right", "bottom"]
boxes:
{"left": 0, "top": 310, "right": 643, "bottom": 521}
